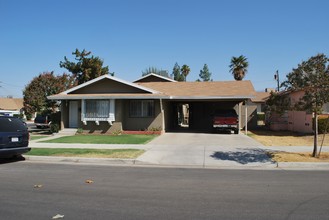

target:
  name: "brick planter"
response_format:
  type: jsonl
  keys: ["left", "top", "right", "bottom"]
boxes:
{"left": 122, "top": 130, "right": 162, "bottom": 135}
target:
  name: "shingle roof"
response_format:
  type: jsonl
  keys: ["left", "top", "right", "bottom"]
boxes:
{"left": 48, "top": 75, "right": 256, "bottom": 100}
{"left": 137, "top": 80, "right": 255, "bottom": 98}
{"left": 0, "top": 98, "right": 23, "bottom": 110}
{"left": 251, "top": 92, "right": 271, "bottom": 103}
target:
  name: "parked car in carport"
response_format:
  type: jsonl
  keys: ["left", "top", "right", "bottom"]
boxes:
{"left": 0, "top": 116, "right": 30, "bottom": 158}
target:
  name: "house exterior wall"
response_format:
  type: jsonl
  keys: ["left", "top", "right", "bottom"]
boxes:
{"left": 60, "top": 100, "right": 70, "bottom": 129}
{"left": 122, "top": 99, "right": 163, "bottom": 131}
{"left": 269, "top": 111, "right": 313, "bottom": 133}
{"left": 239, "top": 103, "right": 258, "bottom": 130}
{"left": 268, "top": 90, "right": 314, "bottom": 133}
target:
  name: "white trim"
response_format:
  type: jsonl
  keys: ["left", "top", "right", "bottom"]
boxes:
{"left": 49, "top": 95, "right": 252, "bottom": 100}
{"left": 61, "top": 74, "right": 159, "bottom": 95}
{"left": 133, "top": 73, "right": 177, "bottom": 83}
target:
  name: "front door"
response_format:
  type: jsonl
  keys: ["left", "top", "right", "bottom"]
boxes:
{"left": 69, "top": 101, "right": 79, "bottom": 128}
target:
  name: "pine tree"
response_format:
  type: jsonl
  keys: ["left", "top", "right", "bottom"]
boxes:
{"left": 198, "top": 64, "right": 212, "bottom": 81}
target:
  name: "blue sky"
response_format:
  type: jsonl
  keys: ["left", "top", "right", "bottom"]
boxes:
{"left": 1, "top": 0, "right": 328, "bottom": 97}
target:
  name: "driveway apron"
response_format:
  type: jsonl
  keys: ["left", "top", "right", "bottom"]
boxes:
{"left": 137, "top": 133, "right": 275, "bottom": 168}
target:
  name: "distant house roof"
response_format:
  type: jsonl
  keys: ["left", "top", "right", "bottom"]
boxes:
{"left": 0, "top": 98, "right": 23, "bottom": 110}
{"left": 133, "top": 73, "right": 176, "bottom": 83}
{"left": 251, "top": 92, "right": 271, "bottom": 103}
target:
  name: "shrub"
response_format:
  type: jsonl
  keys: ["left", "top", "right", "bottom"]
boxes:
{"left": 313, "top": 117, "right": 329, "bottom": 134}
{"left": 77, "top": 128, "right": 84, "bottom": 134}
{"left": 257, "top": 113, "right": 265, "bottom": 121}
{"left": 50, "top": 123, "right": 60, "bottom": 133}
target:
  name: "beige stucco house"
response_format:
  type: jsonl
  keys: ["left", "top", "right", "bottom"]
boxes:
{"left": 48, "top": 74, "right": 257, "bottom": 134}
{"left": 0, "top": 97, "right": 24, "bottom": 116}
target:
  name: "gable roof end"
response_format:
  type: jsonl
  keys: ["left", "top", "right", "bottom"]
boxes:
{"left": 133, "top": 73, "right": 177, "bottom": 83}
{"left": 61, "top": 74, "right": 160, "bottom": 95}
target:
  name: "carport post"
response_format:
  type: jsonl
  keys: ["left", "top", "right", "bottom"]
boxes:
{"left": 245, "top": 101, "right": 248, "bottom": 135}
{"left": 238, "top": 102, "right": 242, "bottom": 133}
{"left": 160, "top": 99, "right": 165, "bottom": 132}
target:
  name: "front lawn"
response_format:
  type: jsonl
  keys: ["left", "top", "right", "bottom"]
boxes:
{"left": 39, "top": 134, "right": 157, "bottom": 144}
{"left": 25, "top": 148, "right": 144, "bottom": 158}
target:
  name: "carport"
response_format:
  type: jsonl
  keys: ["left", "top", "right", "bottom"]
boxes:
{"left": 162, "top": 98, "right": 250, "bottom": 133}
{"left": 136, "top": 80, "right": 256, "bottom": 134}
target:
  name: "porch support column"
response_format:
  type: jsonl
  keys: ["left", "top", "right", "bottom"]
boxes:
{"left": 160, "top": 99, "right": 165, "bottom": 132}
{"left": 238, "top": 102, "right": 242, "bottom": 134}
{"left": 245, "top": 100, "right": 248, "bottom": 135}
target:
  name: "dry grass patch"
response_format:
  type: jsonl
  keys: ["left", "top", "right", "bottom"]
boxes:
{"left": 25, "top": 148, "right": 145, "bottom": 159}
{"left": 248, "top": 130, "right": 329, "bottom": 146}
{"left": 268, "top": 152, "right": 329, "bottom": 162}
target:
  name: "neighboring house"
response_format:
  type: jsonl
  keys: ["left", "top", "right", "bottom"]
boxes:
{"left": 48, "top": 74, "right": 257, "bottom": 134}
{"left": 245, "top": 91, "right": 271, "bottom": 128}
{"left": 134, "top": 73, "right": 176, "bottom": 83}
{"left": 250, "top": 91, "right": 271, "bottom": 113}
{"left": 0, "top": 97, "right": 24, "bottom": 116}
{"left": 267, "top": 90, "right": 329, "bottom": 133}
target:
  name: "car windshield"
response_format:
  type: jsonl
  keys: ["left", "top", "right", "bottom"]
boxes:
{"left": 214, "top": 109, "right": 237, "bottom": 117}
{"left": 0, "top": 117, "right": 27, "bottom": 132}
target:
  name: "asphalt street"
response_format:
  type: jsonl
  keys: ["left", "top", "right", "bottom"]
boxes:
{"left": 1, "top": 161, "right": 329, "bottom": 220}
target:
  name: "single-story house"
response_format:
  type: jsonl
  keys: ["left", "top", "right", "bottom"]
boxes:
{"left": 267, "top": 90, "right": 329, "bottom": 133}
{"left": 48, "top": 74, "right": 257, "bottom": 134}
{"left": 0, "top": 97, "right": 24, "bottom": 116}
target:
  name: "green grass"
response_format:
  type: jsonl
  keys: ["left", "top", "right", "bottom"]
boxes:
{"left": 25, "top": 148, "right": 145, "bottom": 159}
{"left": 40, "top": 134, "right": 156, "bottom": 144}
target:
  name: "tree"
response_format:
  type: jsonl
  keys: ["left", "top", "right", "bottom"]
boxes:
{"left": 181, "top": 64, "right": 190, "bottom": 82}
{"left": 229, "top": 55, "right": 249, "bottom": 80}
{"left": 280, "top": 53, "right": 329, "bottom": 157}
{"left": 23, "top": 72, "right": 75, "bottom": 116}
{"left": 142, "top": 66, "right": 169, "bottom": 77}
{"left": 172, "top": 62, "right": 184, "bottom": 81}
{"left": 198, "top": 64, "right": 212, "bottom": 81}
{"left": 60, "top": 49, "right": 111, "bottom": 85}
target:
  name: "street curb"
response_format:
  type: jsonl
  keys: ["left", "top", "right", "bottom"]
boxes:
{"left": 23, "top": 155, "right": 329, "bottom": 170}
{"left": 277, "top": 162, "right": 329, "bottom": 169}
{"left": 24, "top": 155, "right": 136, "bottom": 165}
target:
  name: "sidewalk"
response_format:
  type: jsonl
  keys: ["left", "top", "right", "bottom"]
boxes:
{"left": 25, "top": 134, "right": 329, "bottom": 170}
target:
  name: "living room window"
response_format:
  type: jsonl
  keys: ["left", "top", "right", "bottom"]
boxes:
{"left": 130, "top": 100, "right": 154, "bottom": 117}
{"left": 81, "top": 99, "right": 115, "bottom": 123}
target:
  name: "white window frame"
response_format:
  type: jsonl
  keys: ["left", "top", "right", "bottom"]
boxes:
{"left": 81, "top": 99, "right": 115, "bottom": 125}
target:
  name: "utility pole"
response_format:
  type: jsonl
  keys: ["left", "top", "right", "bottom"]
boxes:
{"left": 274, "top": 70, "right": 280, "bottom": 92}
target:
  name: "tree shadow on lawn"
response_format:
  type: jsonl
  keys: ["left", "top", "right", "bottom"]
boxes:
{"left": 211, "top": 148, "right": 274, "bottom": 165}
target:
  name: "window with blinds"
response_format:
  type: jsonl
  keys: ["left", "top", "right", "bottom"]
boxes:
{"left": 85, "top": 100, "right": 110, "bottom": 118}
{"left": 129, "top": 100, "right": 155, "bottom": 117}
{"left": 81, "top": 99, "right": 115, "bottom": 122}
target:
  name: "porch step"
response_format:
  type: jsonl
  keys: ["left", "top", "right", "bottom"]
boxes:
{"left": 57, "top": 128, "right": 77, "bottom": 136}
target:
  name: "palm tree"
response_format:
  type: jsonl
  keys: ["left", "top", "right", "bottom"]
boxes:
{"left": 229, "top": 55, "right": 249, "bottom": 80}
{"left": 180, "top": 64, "right": 190, "bottom": 81}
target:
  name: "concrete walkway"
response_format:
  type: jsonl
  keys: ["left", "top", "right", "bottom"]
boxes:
{"left": 26, "top": 132, "right": 329, "bottom": 170}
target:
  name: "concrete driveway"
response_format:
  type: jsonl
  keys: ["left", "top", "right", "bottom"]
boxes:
{"left": 137, "top": 133, "right": 275, "bottom": 168}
